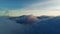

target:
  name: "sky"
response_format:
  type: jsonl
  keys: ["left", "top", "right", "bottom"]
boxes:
{"left": 0, "top": 0, "right": 60, "bottom": 16}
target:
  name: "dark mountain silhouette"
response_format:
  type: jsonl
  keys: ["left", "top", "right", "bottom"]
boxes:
{"left": 9, "top": 15, "right": 39, "bottom": 24}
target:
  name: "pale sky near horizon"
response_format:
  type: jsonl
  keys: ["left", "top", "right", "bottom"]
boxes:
{"left": 0, "top": 0, "right": 60, "bottom": 16}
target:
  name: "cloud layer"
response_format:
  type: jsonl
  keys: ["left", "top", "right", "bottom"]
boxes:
{"left": 1, "top": 15, "right": 60, "bottom": 34}
{"left": 4, "top": 0, "right": 60, "bottom": 16}
{"left": 0, "top": 0, "right": 60, "bottom": 16}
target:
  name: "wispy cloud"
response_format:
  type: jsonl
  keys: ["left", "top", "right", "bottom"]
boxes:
{"left": 0, "top": 0, "right": 60, "bottom": 16}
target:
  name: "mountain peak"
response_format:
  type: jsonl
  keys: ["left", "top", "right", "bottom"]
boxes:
{"left": 10, "top": 15, "right": 38, "bottom": 24}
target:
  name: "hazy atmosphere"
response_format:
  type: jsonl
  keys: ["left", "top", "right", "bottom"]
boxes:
{"left": 0, "top": 0, "right": 60, "bottom": 34}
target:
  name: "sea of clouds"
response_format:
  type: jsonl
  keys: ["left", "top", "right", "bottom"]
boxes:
{"left": 0, "top": 15, "right": 60, "bottom": 34}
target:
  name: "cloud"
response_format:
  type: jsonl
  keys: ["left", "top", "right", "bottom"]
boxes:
{"left": 0, "top": 15, "right": 39, "bottom": 34}
{"left": 1, "top": 15, "right": 60, "bottom": 34}
{"left": 0, "top": 0, "right": 60, "bottom": 16}
{"left": 6, "top": 0, "right": 60, "bottom": 16}
{"left": 27, "top": 0, "right": 53, "bottom": 8}
{"left": 0, "top": 16, "right": 38, "bottom": 34}
{"left": 0, "top": 16, "right": 21, "bottom": 34}
{"left": 8, "top": 7, "right": 60, "bottom": 16}
{"left": 9, "top": 15, "right": 60, "bottom": 34}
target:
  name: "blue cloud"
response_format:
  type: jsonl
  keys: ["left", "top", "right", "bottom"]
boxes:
{"left": 9, "top": 15, "right": 60, "bottom": 34}
{"left": 1, "top": 15, "right": 60, "bottom": 34}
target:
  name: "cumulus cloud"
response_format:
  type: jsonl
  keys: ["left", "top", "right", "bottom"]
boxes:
{"left": 0, "top": 16, "right": 32, "bottom": 34}
{"left": 1, "top": 15, "right": 60, "bottom": 34}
